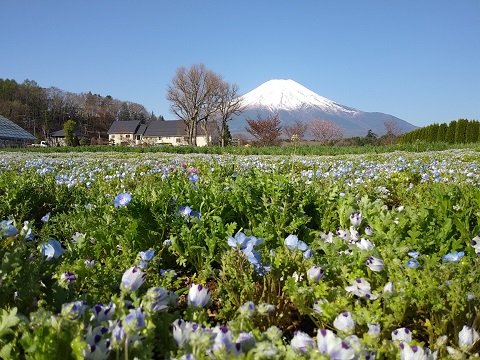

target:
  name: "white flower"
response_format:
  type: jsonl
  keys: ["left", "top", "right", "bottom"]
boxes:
{"left": 333, "top": 312, "right": 355, "bottom": 334}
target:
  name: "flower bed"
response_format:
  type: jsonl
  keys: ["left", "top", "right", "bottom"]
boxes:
{"left": 1, "top": 150, "right": 480, "bottom": 359}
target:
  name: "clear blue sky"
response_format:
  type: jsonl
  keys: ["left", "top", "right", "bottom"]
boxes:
{"left": 1, "top": 0, "right": 479, "bottom": 127}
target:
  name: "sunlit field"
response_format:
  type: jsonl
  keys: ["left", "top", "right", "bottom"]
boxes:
{"left": 1, "top": 147, "right": 480, "bottom": 359}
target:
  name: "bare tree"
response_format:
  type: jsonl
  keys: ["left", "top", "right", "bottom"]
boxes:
{"left": 283, "top": 119, "right": 308, "bottom": 141}
{"left": 167, "top": 64, "right": 224, "bottom": 146}
{"left": 214, "top": 81, "right": 244, "bottom": 147}
{"left": 384, "top": 119, "right": 400, "bottom": 136}
{"left": 245, "top": 113, "right": 283, "bottom": 146}
{"left": 309, "top": 119, "right": 343, "bottom": 143}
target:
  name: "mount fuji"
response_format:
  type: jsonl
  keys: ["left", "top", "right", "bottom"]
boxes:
{"left": 229, "top": 79, "right": 417, "bottom": 138}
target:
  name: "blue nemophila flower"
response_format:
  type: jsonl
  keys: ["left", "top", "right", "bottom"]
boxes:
{"left": 368, "top": 324, "right": 381, "bottom": 338}
{"left": 91, "top": 302, "right": 116, "bottom": 323}
{"left": 120, "top": 266, "right": 145, "bottom": 292}
{"left": 257, "top": 303, "right": 275, "bottom": 315}
{"left": 291, "top": 330, "right": 315, "bottom": 354}
{"left": 178, "top": 205, "right": 201, "bottom": 220}
{"left": 235, "top": 332, "right": 256, "bottom": 353}
{"left": 41, "top": 239, "right": 64, "bottom": 260}
{"left": 0, "top": 220, "right": 18, "bottom": 238}
{"left": 313, "top": 298, "right": 328, "bottom": 315}
{"left": 143, "top": 287, "right": 176, "bottom": 312}
{"left": 188, "top": 284, "right": 211, "bottom": 308}
{"left": 443, "top": 251, "right": 465, "bottom": 263}
{"left": 228, "top": 231, "right": 250, "bottom": 248}
{"left": 61, "top": 300, "right": 88, "bottom": 320}
{"left": 383, "top": 281, "right": 395, "bottom": 295}
{"left": 333, "top": 312, "right": 355, "bottom": 334}
{"left": 406, "top": 259, "right": 420, "bottom": 268}
{"left": 212, "top": 325, "right": 234, "bottom": 354}
{"left": 356, "top": 238, "right": 375, "bottom": 251}
{"left": 366, "top": 256, "right": 384, "bottom": 271}
{"left": 284, "top": 234, "right": 309, "bottom": 251}
{"left": 238, "top": 301, "right": 256, "bottom": 318}
{"left": 114, "top": 192, "right": 132, "bottom": 207}
{"left": 188, "top": 173, "right": 199, "bottom": 184}
{"left": 123, "top": 308, "right": 146, "bottom": 334}
{"left": 303, "top": 248, "right": 313, "bottom": 259}
{"left": 317, "top": 328, "right": 355, "bottom": 359}
{"left": 138, "top": 249, "right": 155, "bottom": 268}
{"left": 21, "top": 221, "right": 34, "bottom": 241}
{"left": 392, "top": 327, "right": 412, "bottom": 342}
{"left": 307, "top": 265, "right": 325, "bottom": 282}
{"left": 408, "top": 251, "right": 420, "bottom": 259}
{"left": 41, "top": 213, "right": 50, "bottom": 223}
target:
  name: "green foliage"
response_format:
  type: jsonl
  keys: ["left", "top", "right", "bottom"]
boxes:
{"left": 63, "top": 119, "right": 77, "bottom": 147}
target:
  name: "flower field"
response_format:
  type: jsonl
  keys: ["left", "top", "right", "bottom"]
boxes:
{"left": 1, "top": 149, "right": 480, "bottom": 359}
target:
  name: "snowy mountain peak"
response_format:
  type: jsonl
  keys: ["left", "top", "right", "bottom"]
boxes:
{"left": 240, "top": 79, "right": 358, "bottom": 115}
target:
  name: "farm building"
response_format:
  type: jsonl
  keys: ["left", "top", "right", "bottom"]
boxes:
{"left": 0, "top": 115, "right": 37, "bottom": 148}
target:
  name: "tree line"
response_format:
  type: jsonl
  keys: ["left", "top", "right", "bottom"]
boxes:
{"left": 399, "top": 119, "right": 480, "bottom": 144}
{"left": 0, "top": 78, "right": 161, "bottom": 140}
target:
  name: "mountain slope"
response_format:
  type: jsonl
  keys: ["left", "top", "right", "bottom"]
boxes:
{"left": 229, "top": 79, "right": 417, "bottom": 138}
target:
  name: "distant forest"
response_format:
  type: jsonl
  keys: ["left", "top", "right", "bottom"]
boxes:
{"left": 0, "top": 78, "right": 162, "bottom": 139}
{"left": 400, "top": 119, "right": 480, "bottom": 144}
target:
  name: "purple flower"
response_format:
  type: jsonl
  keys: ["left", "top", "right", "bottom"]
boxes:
{"left": 60, "top": 271, "right": 77, "bottom": 283}
{"left": 188, "top": 284, "right": 211, "bottom": 308}
{"left": 114, "top": 192, "right": 132, "bottom": 207}
{"left": 121, "top": 266, "right": 145, "bottom": 292}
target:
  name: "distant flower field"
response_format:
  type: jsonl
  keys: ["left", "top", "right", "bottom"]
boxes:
{"left": 1, "top": 149, "right": 480, "bottom": 359}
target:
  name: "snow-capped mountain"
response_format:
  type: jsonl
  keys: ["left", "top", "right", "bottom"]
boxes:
{"left": 229, "top": 79, "right": 417, "bottom": 138}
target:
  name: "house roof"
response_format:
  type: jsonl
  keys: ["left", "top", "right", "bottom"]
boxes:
{"left": 0, "top": 115, "right": 36, "bottom": 141}
{"left": 107, "top": 120, "right": 141, "bottom": 134}
{"left": 136, "top": 124, "right": 147, "bottom": 135}
{"left": 50, "top": 129, "right": 88, "bottom": 138}
{"left": 143, "top": 120, "right": 207, "bottom": 137}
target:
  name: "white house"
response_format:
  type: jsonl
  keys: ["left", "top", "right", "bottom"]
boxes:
{"left": 108, "top": 120, "right": 213, "bottom": 146}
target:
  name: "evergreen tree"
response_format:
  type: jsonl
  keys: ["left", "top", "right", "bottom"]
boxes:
{"left": 446, "top": 120, "right": 457, "bottom": 143}
{"left": 454, "top": 118, "right": 468, "bottom": 144}
{"left": 437, "top": 123, "right": 448, "bottom": 142}
{"left": 429, "top": 123, "right": 439, "bottom": 142}
{"left": 64, "top": 119, "right": 76, "bottom": 146}
{"left": 465, "top": 120, "right": 479, "bottom": 143}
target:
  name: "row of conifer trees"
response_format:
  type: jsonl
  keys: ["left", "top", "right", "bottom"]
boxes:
{"left": 400, "top": 119, "right": 480, "bottom": 144}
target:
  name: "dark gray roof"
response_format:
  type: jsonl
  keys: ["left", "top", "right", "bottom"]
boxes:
{"left": 136, "top": 124, "right": 147, "bottom": 135}
{"left": 107, "top": 120, "right": 141, "bottom": 134}
{"left": 143, "top": 120, "right": 208, "bottom": 137}
{"left": 0, "top": 115, "right": 36, "bottom": 141}
{"left": 50, "top": 129, "right": 88, "bottom": 138}
{"left": 143, "top": 120, "right": 187, "bottom": 137}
